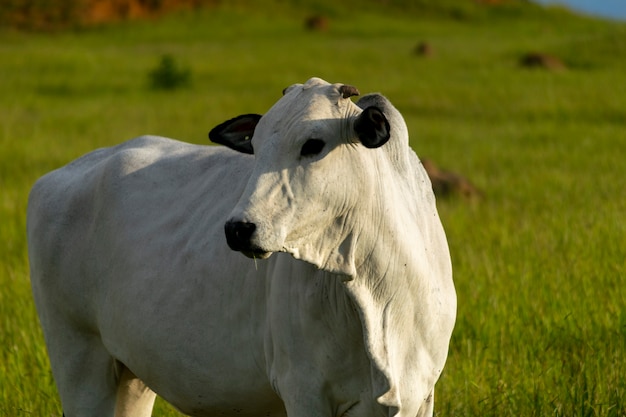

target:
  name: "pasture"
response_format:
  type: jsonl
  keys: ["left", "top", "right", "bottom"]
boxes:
{"left": 1, "top": 1, "right": 625, "bottom": 415}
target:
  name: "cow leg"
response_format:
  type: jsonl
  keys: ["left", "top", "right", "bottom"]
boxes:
{"left": 50, "top": 331, "right": 119, "bottom": 417}
{"left": 114, "top": 366, "right": 156, "bottom": 417}
{"left": 51, "top": 331, "right": 156, "bottom": 417}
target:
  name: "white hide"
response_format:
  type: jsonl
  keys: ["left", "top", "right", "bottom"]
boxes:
{"left": 27, "top": 77, "right": 456, "bottom": 417}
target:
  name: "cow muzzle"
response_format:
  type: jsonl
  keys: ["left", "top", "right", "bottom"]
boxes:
{"left": 224, "top": 220, "right": 272, "bottom": 259}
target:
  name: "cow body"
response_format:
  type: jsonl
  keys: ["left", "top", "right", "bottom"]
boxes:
{"left": 28, "top": 78, "right": 456, "bottom": 417}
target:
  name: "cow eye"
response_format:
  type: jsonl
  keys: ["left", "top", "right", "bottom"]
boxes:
{"left": 300, "top": 139, "right": 325, "bottom": 157}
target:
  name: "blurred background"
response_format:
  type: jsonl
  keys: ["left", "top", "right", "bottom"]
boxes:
{"left": 1, "top": 1, "right": 624, "bottom": 416}
{"left": 2, "top": 0, "right": 626, "bottom": 29}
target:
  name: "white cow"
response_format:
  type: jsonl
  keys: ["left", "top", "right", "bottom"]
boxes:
{"left": 27, "top": 77, "right": 456, "bottom": 417}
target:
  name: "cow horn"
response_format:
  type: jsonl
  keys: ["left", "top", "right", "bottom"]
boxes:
{"left": 339, "top": 85, "right": 360, "bottom": 99}
{"left": 282, "top": 83, "right": 302, "bottom": 96}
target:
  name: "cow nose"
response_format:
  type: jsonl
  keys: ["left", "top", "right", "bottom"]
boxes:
{"left": 224, "top": 220, "right": 256, "bottom": 252}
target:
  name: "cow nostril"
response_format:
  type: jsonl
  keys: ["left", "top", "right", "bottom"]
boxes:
{"left": 224, "top": 220, "right": 256, "bottom": 251}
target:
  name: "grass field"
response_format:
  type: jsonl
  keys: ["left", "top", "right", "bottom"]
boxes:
{"left": 1, "top": 1, "right": 625, "bottom": 416}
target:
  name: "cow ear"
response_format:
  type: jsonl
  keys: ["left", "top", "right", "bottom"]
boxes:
{"left": 354, "top": 106, "right": 391, "bottom": 149}
{"left": 209, "top": 114, "right": 262, "bottom": 154}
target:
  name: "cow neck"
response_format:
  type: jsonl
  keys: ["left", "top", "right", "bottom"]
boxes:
{"left": 342, "top": 153, "right": 453, "bottom": 415}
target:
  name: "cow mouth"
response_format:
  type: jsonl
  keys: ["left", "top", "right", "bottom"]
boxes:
{"left": 241, "top": 249, "right": 272, "bottom": 260}
{"left": 224, "top": 220, "right": 275, "bottom": 260}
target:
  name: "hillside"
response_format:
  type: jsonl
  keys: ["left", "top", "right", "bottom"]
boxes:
{"left": 0, "top": 0, "right": 580, "bottom": 30}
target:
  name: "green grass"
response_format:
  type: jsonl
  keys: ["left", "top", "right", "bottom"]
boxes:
{"left": 1, "top": 2, "right": 625, "bottom": 416}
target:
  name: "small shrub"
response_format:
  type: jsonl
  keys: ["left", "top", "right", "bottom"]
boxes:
{"left": 148, "top": 54, "right": 191, "bottom": 90}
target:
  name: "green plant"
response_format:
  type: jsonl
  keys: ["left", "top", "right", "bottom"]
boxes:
{"left": 148, "top": 54, "right": 191, "bottom": 90}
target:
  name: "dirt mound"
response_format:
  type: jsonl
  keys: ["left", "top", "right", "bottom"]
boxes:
{"left": 422, "top": 159, "right": 483, "bottom": 200}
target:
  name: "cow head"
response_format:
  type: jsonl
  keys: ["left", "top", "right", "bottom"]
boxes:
{"left": 209, "top": 77, "right": 392, "bottom": 276}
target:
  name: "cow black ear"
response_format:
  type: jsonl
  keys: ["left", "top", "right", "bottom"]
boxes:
{"left": 354, "top": 106, "right": 390, "bottom": 149}
{"left": 208, "top": 114, "right": 262, "bottom": 154}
